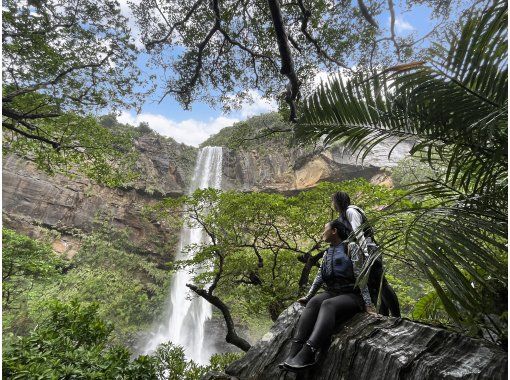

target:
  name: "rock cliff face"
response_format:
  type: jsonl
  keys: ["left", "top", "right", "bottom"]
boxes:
{"left": 203, "top": 303, "right": 507, "bottom": 380}
{"left": 220, "top": 141, "right": 409, "bottom": 193}
{"left": 203, "top": 113, "right": 410, "bottom": 192}
{"left": 2, "top": 132, "right": 197, "bottom": 261}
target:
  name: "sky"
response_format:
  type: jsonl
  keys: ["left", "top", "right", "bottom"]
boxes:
{"left": 115, "top": 1, "right": 446, "bottom": 147}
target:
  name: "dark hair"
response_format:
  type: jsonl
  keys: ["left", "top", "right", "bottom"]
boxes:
{"left": 332, "top": 192, "right": 351, "bottom": 215}
{"left": 329, "top": 219, "right": 351, "bottom": 241}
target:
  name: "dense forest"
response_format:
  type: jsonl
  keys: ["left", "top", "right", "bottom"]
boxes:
{"left": 2, "top": 0, "right": 507, "bottom": 378}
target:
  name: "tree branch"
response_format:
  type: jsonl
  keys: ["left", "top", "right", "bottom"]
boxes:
{"left": 357, "top": 0, "right": 379, "bottom": 28}
{"left": 296, "top": 0, "right": 353, "bottom": 71}
{"left": 267, "top": 0, "right": 300, "bottom": 122}
{"left": 186, "top": 283, "right": 251, "bottom": 352}
{"left": 298, "top": 250, "right": 324, "bottom": 290}
{"left": 212, "top": 1, "right": 279, "bottom": 71}
{"left": 2, "top": 122, "right": 60, "bottom": 149}
{"left": 387, "top": 0, "right": 401, "bottom": 61}
{"left": 145, "top": 0, "right": 205, "bottom": 50}
{"left": 159, "top": 5, "right": 220, "bottom": 104}
{"left": 4, "top": 52, "right": 114, "bottom": 101}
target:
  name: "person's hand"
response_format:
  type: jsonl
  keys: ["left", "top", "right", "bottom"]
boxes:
{"left": 365, "top": 305, "right": 377, "bottom": 314}
{"left": 297, "top": 297, "right": 308, "bottom": 305}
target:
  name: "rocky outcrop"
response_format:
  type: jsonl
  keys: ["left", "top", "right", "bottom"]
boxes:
{"left": 203, "top": 303, "right": 507, "bottom": 380}
{"left": 202, "top": 113, "right": 411, "bottom": 192}
{"left": 220, "top": 140, "right": 408, "bottom": 193}
{"left": 2, "top": 133, "right": 197, "bottom": 261}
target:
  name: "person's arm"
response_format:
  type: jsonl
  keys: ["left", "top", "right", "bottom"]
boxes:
{"left": 348, "top": 242, "right": 373, "bottom": 309}
{"left": 346, "top": 208, "right": 368, "bottom": 257}
{"left": 298, "top": 262, "right": 324, "bottom": 304}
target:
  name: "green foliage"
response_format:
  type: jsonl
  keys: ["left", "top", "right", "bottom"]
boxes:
{"left": 3, "top": 298, "right": 243, "bottom": 379}
{"left": 200, "top": 113, "right": 292, "bottom": 150}
{"left": 2, "top": 229, "right": 65, "bottom": 310}
{"left": 296, "top": 0, "right": 507, "bottom": 344}
{"left": 153, "top": 179, "right": 415, "bottom": 328}
{"left": 412, "top": 291, "right": 450, "bottom": 323}
{"left": 390, "top": 156, "right": 443, "bottom": 189}
{"left": 3, "top": 225, "right": 170, "bottom": 349}
{"left": 3, "top": 110, "right": 140, "bottom": 186}
{"left": 3, "top": 0, "right": 143, "bottom": 185}
{"left": 3, "top": 300, "right": 156, "bottom": 379}
{"left": 34, "top": 226, "right": 169, "bottom": 346}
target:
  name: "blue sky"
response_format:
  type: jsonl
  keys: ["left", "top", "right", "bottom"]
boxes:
{"left": 116, "top": 0, "right": 459, "bottom": 147}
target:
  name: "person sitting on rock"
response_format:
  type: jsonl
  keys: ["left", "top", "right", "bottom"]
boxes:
{"left": 332, "top": 191, "right": 401, "bottom": 317}
{"left": 282, "top": 219, "right": 375, "bottom": 371}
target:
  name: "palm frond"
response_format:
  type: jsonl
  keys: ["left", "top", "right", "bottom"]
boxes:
{"left": 296, "top": 0, "right": 508, "bottom": 343}
{"left": 296, "top": 0, "right": 507, "bottom": 194}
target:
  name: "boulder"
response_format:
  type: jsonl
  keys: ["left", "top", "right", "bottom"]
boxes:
{"left": 204, "top": 303, "right": 507, "bottom": 380}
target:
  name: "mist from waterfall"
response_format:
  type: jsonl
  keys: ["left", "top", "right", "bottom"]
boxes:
{"left": 141, "top": 146, "right": 223, "bottom": 364}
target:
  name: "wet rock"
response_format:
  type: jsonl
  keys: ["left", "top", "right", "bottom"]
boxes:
{"left": 204, "top": 303, "right": 507, "bottom": 380}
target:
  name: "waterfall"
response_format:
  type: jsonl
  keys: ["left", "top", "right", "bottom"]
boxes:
{"left": 141, "top": 146, "right": 223, "bottom": 364}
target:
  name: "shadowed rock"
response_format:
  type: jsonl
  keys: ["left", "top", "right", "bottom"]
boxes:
{"left": 203, "top": 303, "right": 507, "bottom": 380}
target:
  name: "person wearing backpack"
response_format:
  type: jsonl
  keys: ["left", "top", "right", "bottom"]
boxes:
{"left": 281, "top": 219, "right": 375, "bottom": 371}
{"left": 332, "top": 191, "right": 401, "bottom": 317}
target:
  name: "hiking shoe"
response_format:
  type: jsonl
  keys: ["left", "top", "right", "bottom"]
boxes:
{"left": 283, "top": 342, "right": 319, "bottom": 370}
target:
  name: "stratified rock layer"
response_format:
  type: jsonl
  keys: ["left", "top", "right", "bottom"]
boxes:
{"left": 2, "top": 133, "right": 197, "bottom": 261}
{"left": 220, "top": 140, "right": 410, "bottom": 193}
{"left": 204, "top": 303, "right": 507, "bottom": 380}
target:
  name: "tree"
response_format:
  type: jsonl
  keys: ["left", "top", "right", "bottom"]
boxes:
{"left": 132, "top": 0, "right": 479, "bottom": 120}
{"left": 152, "top": 180, "right": 412, "bottom": 351}
{"left": 2, "top": 300, "right": 154, "bottom": 379}
{"left": 2, "top": 229, "right": 65, "bottom": 311}
{"left": 2, "top": 0, "right": 142, "bottom": 184}
{"left": 2, "top": 223, "right": 173, "bottom": 350}
{"left": 3, "top": 299, "right": 243, "bottom": 379}
{"left": 295, "top": 0, "right": 507, "bottom": 344}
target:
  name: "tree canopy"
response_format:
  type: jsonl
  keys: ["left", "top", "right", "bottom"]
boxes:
{"left": 2, "top": 0, "right": 142, "bottom": 184}
{"left": 132, "top": 0, "right": 475, "bottom": 120}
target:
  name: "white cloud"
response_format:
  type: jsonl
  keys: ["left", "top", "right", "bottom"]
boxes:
{"left": 312, "top": 68, "right": 353, "bottom": 89}
{"left": 118, "top": 91, "right": 278, "bottom": 147}
{"left": 236, "top": 90, "right": 277, "bottom": 118}
{"left": 394, "top": 17, "right": 415, "bottom": 34}
{"left": 118, "top": 111, "right": 239, "bottom": 147}
{"left": 313, "top": 71, "right": 332, "bottom": 88}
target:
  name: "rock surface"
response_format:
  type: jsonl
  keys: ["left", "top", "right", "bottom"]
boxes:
{"left": 203, "top": 303, "right": 507, "bottom": 380}
{"left": 2, "top": 133, "right": 197, "bottom": 261}
{"left": 202, "top": 113, "right": 412, "bottom": 192}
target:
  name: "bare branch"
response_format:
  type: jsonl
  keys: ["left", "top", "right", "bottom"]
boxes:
{"left": 357, "top": 0, "right": 379, "bottom": 28}
{"left": 267, "top": 0, "right": 300, "bottom": 122}
{"left": 186, "top": 283, "right": 251, "bottom": 352}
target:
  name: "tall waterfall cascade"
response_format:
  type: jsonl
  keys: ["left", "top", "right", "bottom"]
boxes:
{"left": 142, "top": 146, "right": 223, "bottom": 364}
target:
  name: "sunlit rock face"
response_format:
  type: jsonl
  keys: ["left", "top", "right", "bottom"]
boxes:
{"left": 203, "top": 303, "right": 508, "bottom": 380}
{"left": 219, "top": 138, "right": 412, "bottom": 193}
